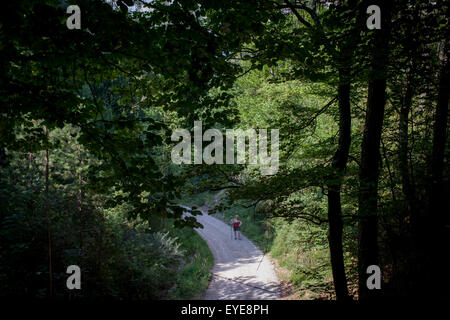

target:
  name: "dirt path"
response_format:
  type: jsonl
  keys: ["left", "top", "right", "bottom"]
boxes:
{"left": 184, "top": 206, "right": 280, "bottom": 300}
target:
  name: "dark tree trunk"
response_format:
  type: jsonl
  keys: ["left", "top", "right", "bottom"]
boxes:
{"left": 427, "top": 38, "right": 450, "bottom": 296}
{"left": 78, "top": 145, "right": 83, "bottom": 250}
{"left": 327, "top": 68, "right": 351, "bottom": 300}
{"left": 398, "top": 78, "right": 415, "bottom": 210}
{"left": 396, "top": 70, "right": 421, "bottom": 295}
{"left": 325, "top": 0, "right": 363, "bottom": 300}
{"left": 358, "top": 0, "right": 392, "bottom": 300}
{"left": 28, "top": 152, "right": 35, "bottom": 215}
{"left": 429, "top": 39, "right": 449, "bottom": 236}
{"left": 0, "top": 146, "right": 8, "bottom": 169}
{"left": 77, "top": 145, "right": 84, "bottom": 289}
{"left": 44, "top": 126, "right": 53, "bottom": 297}
{"left": 358, "top": 76, "right": 385, "bottom": 301}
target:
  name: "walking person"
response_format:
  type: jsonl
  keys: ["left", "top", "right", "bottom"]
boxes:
{"left": 231, "top": 215, "right": 242, "bottom": 240}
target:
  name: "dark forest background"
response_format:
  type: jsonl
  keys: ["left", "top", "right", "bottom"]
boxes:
{"left": 0, "top": 0, "right": 448, "bottom": 300}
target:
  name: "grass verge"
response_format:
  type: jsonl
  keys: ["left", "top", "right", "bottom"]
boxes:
{"left": 165, "top": 222, "right": 214, "bottom": 300}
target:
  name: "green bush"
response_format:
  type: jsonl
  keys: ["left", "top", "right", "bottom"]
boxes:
{"left": 0, "top": 168, "right": 212, "bottom": 300}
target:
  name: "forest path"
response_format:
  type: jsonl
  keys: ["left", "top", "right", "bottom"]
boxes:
{"left": 183, "top": 205, "right": 280, "bottom": 300}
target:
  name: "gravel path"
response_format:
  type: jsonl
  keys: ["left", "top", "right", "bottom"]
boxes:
{"left": 186, "top": 207, "right": 280, "bottom": 300}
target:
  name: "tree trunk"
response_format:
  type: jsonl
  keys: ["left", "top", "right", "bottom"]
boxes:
{"left": 427, "top": 38, "right": 449, "bottom": 296}
{"left": 429, "top": 39, "right": 449, "bottom": 237}
{"left": 398, "top": 78, "right": 415, "bottom": 211}
{"left": 327, "top": 68, "right": 351, "bottom": 300}
{"left": 78, "top": 145, "right": 83, "bottom": 250}
{"left": 28, "top": 152, "right": 35, "bottom": 215}
{"left": 358, "top": 0, "right": 392, "bottom": 300}
{"left": 395, "top": 73, "right": 421, "bottom": 294}
{"left": 44, "top": 126, "right": 53, "bottom": 298}
{"left": 0, "top": 146, "right": 8, "bottom": 169}
{"left": 77, "top": 144, "right": 84, "bottom": 290}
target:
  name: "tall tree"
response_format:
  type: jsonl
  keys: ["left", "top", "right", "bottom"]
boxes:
{"left": 427, "top": 35, "right": 449, "bottom": 296}
{"left": 324, "top": 0, "right": 365, "bottom": 300}
{"left": 43, "top": 126, "right": 53, "bottom": 297}
{"left": 327, "top": 67, "right": 351, "bottom": 300}
{"left": 358, "top": 0, "right": 392, "bottom": 299}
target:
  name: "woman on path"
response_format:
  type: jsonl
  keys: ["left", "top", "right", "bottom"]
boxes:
{"left": 231, "top": 215, "right": 242, "bottom": 240}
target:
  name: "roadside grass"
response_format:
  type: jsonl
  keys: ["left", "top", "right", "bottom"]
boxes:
{"left": 269, "top": 219, "right": 334, "bottom": 299}
{"left": 93, "top": 206, "right": 213, "bottom": 300}
{"left": 164, "top": 221, "right": 214, "bottom": 300}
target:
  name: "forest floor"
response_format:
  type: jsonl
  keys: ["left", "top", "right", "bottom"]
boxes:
{"left": 185, "top": 205, "right": 280, "bottom": 300}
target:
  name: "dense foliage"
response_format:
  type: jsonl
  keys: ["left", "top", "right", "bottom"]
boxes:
{"left": 0, "top": 0, "right": 448, "bottom": 300}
